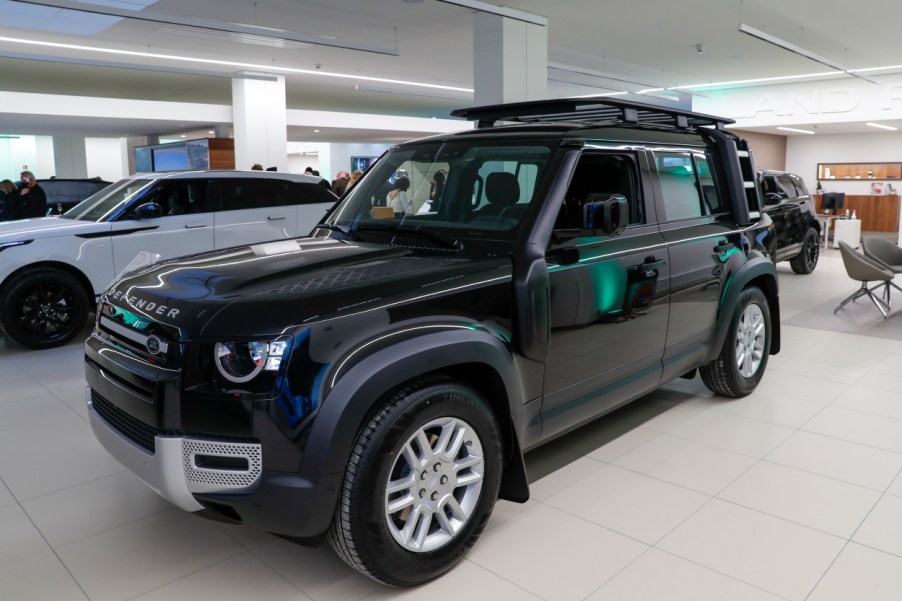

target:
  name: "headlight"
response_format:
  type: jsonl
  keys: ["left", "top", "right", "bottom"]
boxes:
{"left": 214, "top": 339, "right": 288, "bottom": 383}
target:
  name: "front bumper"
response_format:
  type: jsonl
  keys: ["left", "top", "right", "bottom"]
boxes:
{"left": 87, "top": 386, "right": 262, "bottom": 512}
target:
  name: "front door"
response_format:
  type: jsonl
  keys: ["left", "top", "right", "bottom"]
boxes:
{"left": 540, "top": 150, "right": 670, "bottom": 440}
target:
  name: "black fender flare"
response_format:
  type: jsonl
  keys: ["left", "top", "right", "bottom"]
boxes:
{"left": 709, "top": 254, "right": 781, "bottom": 360}
{"left": 300, "top": 326, "right": 530, "bottom": 498}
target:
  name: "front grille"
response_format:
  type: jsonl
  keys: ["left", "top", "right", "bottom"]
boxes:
{"left": 91, "top": 390, "right": 158, "bottom": 453}
{"left": 97, "top": 302, "right": 181, "bottom": 367}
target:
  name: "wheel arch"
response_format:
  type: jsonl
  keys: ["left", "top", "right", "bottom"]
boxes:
{"left": 1, "top": 260, "right": 96, "bottom": 304}
{"left": 302, "top": 328, "right": 531, "bottom": 502}
{"left": 711, "top": 259, "right": 781, "bottom": 360}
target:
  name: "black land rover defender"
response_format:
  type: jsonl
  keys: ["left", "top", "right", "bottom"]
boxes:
{"left": 85, "top": 99, "right": 780, "bottom": 587}
{"left": 760, "top": 169, "right": 821, "bottom": 274}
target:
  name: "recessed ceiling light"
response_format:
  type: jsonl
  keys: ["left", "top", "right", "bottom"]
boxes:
{"left": 777, "top": 126, "right": 815, "bottom": 135}
{"left": 179, "top": 134, "right": 187, "bottom": 138}
{"left": 866, "top": 122, "right": 898, "bottom": 131}
{"left": 314, "top": 129, "right": 320, "bottom": 133}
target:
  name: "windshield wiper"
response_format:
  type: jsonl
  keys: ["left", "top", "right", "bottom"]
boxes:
{"left": 316, "top": 223, "right": 359, "bottom": 240}
{"left": 356, "top": 224, "right": 464, "bottom": 253}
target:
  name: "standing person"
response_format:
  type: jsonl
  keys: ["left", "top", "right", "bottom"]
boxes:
{"left": 386, "top": 176, "right": 411, "bottom": 213}
{"left": 331, "top": 171, "right": 350, "bottom": 196}
{"left": 19, "top": 171, "right": 47, "bottom": 218}
{"left": 429, "top": 170, "right": 446, "bottom": 211}
{"left": 0, "top": 179, "right": 18, "bottom": 221}
{"left": 347, "top": 169, "right": 364, "bottom": 191}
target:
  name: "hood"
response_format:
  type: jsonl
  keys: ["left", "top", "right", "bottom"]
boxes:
{"left": 0, "top": 216, "right": 106, "bottom": 242}
{"left": 103, "top": 237, "right": 510, "bottom": 338}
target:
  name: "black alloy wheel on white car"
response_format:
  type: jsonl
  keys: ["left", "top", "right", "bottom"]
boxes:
{"left": 0, "top": 268, "right": 90, "bottom": 349}
{"left": 328, "top": 377, "right": 503, "bottom": 586}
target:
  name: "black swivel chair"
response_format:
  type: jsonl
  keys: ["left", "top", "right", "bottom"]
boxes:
{"left": 835, "top": 241, "right": 895, "bottom": 318}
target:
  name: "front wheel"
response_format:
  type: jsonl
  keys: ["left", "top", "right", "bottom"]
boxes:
{"left": 0, "top": 268, "right": 90, "bottom": 349}
{"left": 700, "top": 287, "right": 771, "bottom": 398}
{"left": 789, "top": 227, "right": 820, "bottom": 274}
{"left": 328, "top": 377, "right": 503, "bottom": 586}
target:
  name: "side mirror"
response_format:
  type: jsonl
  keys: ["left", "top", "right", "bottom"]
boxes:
{"left": 763, "top": 192, "right": 783, "bottom": 205}
{"left": 133, "top": 202, "right": 163, "bottom": 219}
{"left": 583, "top": 193, "right": 628, "bottom": 236}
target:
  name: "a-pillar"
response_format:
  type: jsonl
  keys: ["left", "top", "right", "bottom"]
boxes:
{"left": 473, "top": 12, "right": 547, "bottom": 106}
{"left": 232, "top": 75, "right": 288, "bottom": 172}
{"left": 52, "top": 136, "right": 88, "bottom": 178}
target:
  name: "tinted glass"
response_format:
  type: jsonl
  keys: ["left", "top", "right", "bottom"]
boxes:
{"left": 62, "top": 179, "right": 153, "bottom": 222}
{"left": 555, "top": 152, "right": 644, "bottom": 230}
{"left": 655, "top": 152, "right": 705, "bottom": 221}
{"left": 155, "top": 181, "right": 209, "bottom": 215}
{"left": 218, "top": 179, "right": 280, "bottom": 211}
{"left": 326, "top": 140, "right": 557, "bottom": 245}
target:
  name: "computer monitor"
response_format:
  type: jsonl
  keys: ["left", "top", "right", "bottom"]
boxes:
{"left": 821, "top": 191, "right": 845, "bottom": 213}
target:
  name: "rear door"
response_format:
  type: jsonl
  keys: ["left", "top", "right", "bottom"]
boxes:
{"left": 652, "top": 149, "right": 747, "bottom": 381}
{"left": 212, "top": 178, "right": 297, "bottom": 249}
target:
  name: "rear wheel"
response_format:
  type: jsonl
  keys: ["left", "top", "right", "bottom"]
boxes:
{"left": 789, "top": 227, "right": 819, "bottom": 274}
{"left": 0, "top": 268, "right": 90, "bottom": 349}
{"left": 328, "top": 377, "right": 502, "bottom": 586}
{"left": 700, "top": 287, "right": 771, "bottom": 398}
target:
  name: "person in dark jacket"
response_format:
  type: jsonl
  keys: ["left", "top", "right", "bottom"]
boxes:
{"left": 19, "top": 171, "right": 47, "bottom": 218}
{"left": 0, "top": 179, "right": 18, "bottom": 221}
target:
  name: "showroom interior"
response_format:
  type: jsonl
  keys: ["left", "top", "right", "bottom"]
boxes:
{"left": 3, "top": 0, "right": 902, "bottom": 600}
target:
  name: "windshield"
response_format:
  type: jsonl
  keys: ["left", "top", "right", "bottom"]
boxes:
{"left": 325, "top": 140, "right": 556, "bottom": 249}
{"left": 62, "top": 179, "right": 154, "bottom": 222}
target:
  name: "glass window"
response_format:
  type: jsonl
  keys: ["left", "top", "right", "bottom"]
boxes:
{"left": 326, "top": 140, "right": 556, "bottom": 246}
{"left": 555, "top": 152, "right": 643, "bottom": 230}
{"left": 156, "top": 181, "right": 209, "bottom": 215}
{"left": 655, "top": 152, "right": 722, "bottom": 221}
{"left": 218, "top": 179, "right": 279, "bottom": 211}
{"left": 63, "top": 178, "right": 154, "bottom": 222}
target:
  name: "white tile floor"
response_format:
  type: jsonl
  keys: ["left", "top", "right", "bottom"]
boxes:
{"left": 3, "top": 247, "right": 902, "bottom": 601}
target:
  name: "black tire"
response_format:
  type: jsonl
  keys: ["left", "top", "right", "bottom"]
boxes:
{"left": 699, "top": 287, "right": 771, "bottom": 398}
{"left": 328, "top": 377, "right": 503, "bottom": 586}
{"left": 0, "top": 268, "right": 91, "bottom": 349}
{"left": 789, "top": 227, "right": 820, "bottom": 274}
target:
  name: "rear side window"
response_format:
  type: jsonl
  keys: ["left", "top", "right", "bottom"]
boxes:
{"left": 655, "top": 152, "right": 723, "bottom": 221}
{"left": 293, "top": 181, "right": 339, "bottom": 205}
{"left": 219, "top": 179, "right": 284, "bottom": 211}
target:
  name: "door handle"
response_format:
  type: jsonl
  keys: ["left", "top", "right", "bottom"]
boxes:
{"left": 184, "top": 224, "right": 208, "bottom": 229}
{"left": 267, "top": 216, "right": 287, "bottom": 221}
{"left": 713, "top": 241, "right": 734, "bottom": 254}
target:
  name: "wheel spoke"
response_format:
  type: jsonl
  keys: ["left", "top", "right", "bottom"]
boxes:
{"left": 413, "top": 430, "right": 435, "bottom": 462}
{"left": 386, "top": 491, "right": 416, "bottom": 515}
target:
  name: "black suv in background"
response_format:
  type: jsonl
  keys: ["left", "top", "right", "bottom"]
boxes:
{"left": 760, "top": 170, "right": 820, "bottom": 274}
{"left": 86, "top": 99, "right": 781, "bottom": 586}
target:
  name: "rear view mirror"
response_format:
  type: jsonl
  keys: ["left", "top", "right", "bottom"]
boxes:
{"left": 134, "top": 202, "right": 163, "bottom": 219}
{"left": 583, "top": 193, "right": 628, "bottom": 236}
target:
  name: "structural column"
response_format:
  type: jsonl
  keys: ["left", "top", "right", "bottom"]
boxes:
{"left": 231, "top": 75, "right": 288, "bottom": 172}
{"left": 473, "top": 12, "right": 547, "bottom": 106}
{"left": 52, "top": 135, "right": 88, "bottom": 178}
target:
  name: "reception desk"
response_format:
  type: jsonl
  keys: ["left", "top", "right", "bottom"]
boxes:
{"left": 814, "top": 194, "right": 900, "bottom": 232}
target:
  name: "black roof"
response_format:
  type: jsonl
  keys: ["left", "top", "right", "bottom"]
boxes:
{"left": 452, "top": 97, "right": 734, "bottom": 131}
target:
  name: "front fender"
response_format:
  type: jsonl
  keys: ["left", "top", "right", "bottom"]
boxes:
{"left": 300, "top": 326, "right": 527, "bottom": 478}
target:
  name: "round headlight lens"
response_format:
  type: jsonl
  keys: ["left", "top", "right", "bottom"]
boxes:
{"left": 214, "top": 341, "right": 268, "bottom": 383}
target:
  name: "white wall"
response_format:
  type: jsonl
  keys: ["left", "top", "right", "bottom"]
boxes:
{"left": 287, "top": 155, "right": 319, "bottom": 174}
{"left": 86, "top": 137, "right": 128, "bottom": 182}
{"left": 786, "top": 131, "right": 902, "bottom": 194}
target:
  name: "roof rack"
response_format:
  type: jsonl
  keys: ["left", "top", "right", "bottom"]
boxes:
{"left": 451, "top": 97, "right": 734, "bottom": 131}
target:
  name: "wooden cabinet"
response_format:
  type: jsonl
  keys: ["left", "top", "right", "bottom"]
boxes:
{"left": 814, "top": 194, "right": 900, "bottom": 232}
{"left": 817, "top": 162, "right": 902, "bottom": 181}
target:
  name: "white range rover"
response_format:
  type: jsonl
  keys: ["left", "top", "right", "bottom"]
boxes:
{"left": 0, "top": 170, "right": 338, "bottom": 349}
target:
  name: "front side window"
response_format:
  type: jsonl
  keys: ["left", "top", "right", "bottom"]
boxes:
{"left": 325, "top": 140, "right": 557, "bottom": 248}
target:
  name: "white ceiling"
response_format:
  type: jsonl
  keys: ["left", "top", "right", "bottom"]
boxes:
{"left": 0, "top": 0, "right": 900, "bottom": 141}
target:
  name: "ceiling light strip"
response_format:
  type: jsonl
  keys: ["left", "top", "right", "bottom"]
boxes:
{"left": 15, "top": 0, "right": 400, "bottom": 56}
{"left": 866, "top": 122, "right": 898, "bottom": 131}
{"left": 777, "top": 126, "right": 815, "bottom": 135}
{"left": 738, "top": 23, "right": 878, "bottom": 85}
{"left": 436, "top": 0, "right": 547, "bottom": 26}
{"left": 0, "top": 49, "right": 277, "bottom": 81}
{"left": 0, "top": 35, "right": 473, "bottom": 92}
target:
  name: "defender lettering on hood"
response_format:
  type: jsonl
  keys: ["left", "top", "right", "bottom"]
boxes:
{"left": 109, "top": 289, "right": 180, "bottom": 319}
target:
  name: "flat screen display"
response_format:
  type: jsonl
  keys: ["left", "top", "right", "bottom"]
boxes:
{"left": 152, "top": 146, "right": 189, "bottom": 172}
{"left": 134, "top": 146, "right": 153, "bottom": 173}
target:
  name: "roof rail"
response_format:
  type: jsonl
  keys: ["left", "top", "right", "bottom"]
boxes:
{"left": 451, "top": 97, "right": 734, "bottom": 131}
